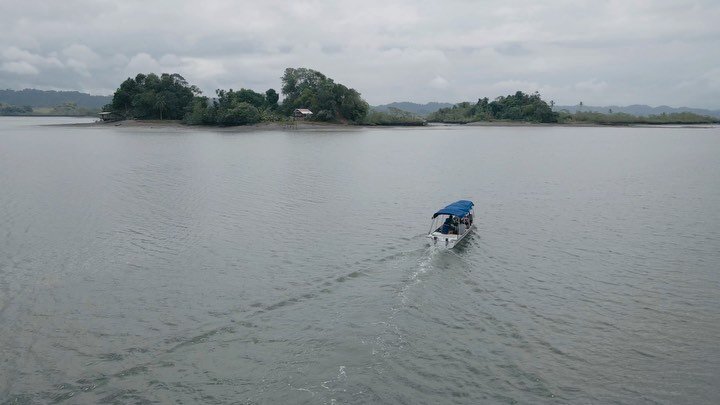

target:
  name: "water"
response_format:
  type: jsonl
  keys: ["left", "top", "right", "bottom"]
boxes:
{"left": 1, "top": 116, "right": 719, "bottom": 404}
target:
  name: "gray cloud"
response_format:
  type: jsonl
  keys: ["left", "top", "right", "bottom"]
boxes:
{"left": 0, "top": 0, "right": 718, "bottom": 108}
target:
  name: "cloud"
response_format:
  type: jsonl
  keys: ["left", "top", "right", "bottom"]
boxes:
{"left": 699, "top": 68, "right": 720, "bottom": 90}
{"left": 126, "top": 53, "right": 163, "bottom": 74}
{"left": 0, "top": 0, "right": 718, "bottom": 108}
{"left": 180, "top": 57, "right": 226, "bottom": 79}
{"left": 1, "top": 46, "right": 63, "bottom": 69}
{"left": 575, "top": 79, "right": 608, "bottom": 93}
{"left": 65, "top": 59, "right": 91, "bottom": 77}
{"left": 1, "top": 61, "right": 39, "bottom": 75}
{"left": 62, "top": 44, "right": 100, "bottom": 65}
{"left": 429, "top": 75, "right": 449, "bottom": 89}
{"left": 494, "top": 42, "right": 531, "bottom": 56}
{"left": 490, "top": 80, "right": 541, "bottom": 93}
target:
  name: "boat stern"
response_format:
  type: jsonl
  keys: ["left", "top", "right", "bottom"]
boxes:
{"left": 428, "top": 232, "right": 459, "bottom": 248}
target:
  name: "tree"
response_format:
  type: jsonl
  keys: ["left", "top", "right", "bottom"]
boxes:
{"left": 235, "top": 88, "right": 265, "bottom": 108}
{"left": 428, "top": 91, "right": 558, "bottom": 123}
{"left": 183, "top": 97, "right": 210, "bottom": 125}
{"left": 109, "top": 72, "right": 199, "bottom": 119}
{"left": 280, "top": 67, "right": 369, "bottom": 122}
{"left": 0, "top": 103, "right": 33, "bottom": 115}
{"left": 216, "top": 102, "right": 260, "bottom": 126}
{"left": 265, "top": 88, "right": 279, "bottom": 109}
{"left": 337, "top": 86, "right": 369, "bottom": 122}
{"left": 155, "top": 95, "right": 167, "bottom": 120}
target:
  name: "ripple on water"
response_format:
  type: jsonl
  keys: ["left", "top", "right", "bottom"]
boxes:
{"left": 1, "top": 122, "right": 720, "bottom": 403}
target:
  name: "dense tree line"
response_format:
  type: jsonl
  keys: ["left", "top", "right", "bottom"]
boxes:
{"left": 107, "top": 68, "right": 371, "bottom": 126}
{"left": 428, "top": 91, "right": 559, "bottom": 123}
{"left": 184, "top": 88, "right": 279, "bottom": 126}
{"left": 0, "top": 89, "right": 111, "bottom": 109}
{"left": 0, "top": 103, "right": 33, "bottom": 115}
{"left": 49, "top": 102, "right": 99, "bottom": 116}
{"left": 280, "top": 68, "right": 368, "bottom": 122}
{"left": 108, "top": 72, "right": 281, "bottom": 126}
{"left": 560, "top": 110, "right": 719, "bottom": 125}
{"left": 0, "top": 102, "right": 100, "bottom": 116}
{"left": 362, "top": 107, "right": 425, "bottom": 126}
{"left": 108, "top": 73, "right": 199, "bottom": 120}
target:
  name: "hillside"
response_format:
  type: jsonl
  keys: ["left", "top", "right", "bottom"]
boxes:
{"left": 554, "top": 104, "right": 720, "bottom": 119}
{"left": 375, "top": 101, "right": 720, "bottom": 120}
{"left": 0, "top": 89, "right": 111, "bottom": 109}
{"left": 372, "top": 102, "right": 454, "bottom": 116}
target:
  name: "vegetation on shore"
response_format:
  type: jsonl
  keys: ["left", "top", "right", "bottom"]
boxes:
{"left": 372, "top": 102, "right": 454, "bottom": 117}
{"left": 361, "top": 107, "right": 425, "bottom": 126}
{"left": 107, "top": 73, "right": 199, "bottom": 120}
{"left": 183, "top": 88, "right": 280, "bottom": 126}
{"left": 280, "top": 68, "right": 369, "bottom": 122}
{"left": 428, "top": 91, "right": 559, "bottom": 123}
{"left": 0, "top": 103, "right": 32, "bottom": 115}
{"left": 0, "top": 89, "right": 110, "bottom": 109}
{"left": 0, "top": 88, "right": 109, "bottom": 117}
{"left": 104, "top": 68, "right": 420, "bottom": 126}
{"left": 552, "top": 103, "right": 720, "bottom": 118}
{"left": 184, "top": 68, "right": 371, "bottom": 126}
{"left": 97, "top": 73, "right": 720, "bottom": 127}
{"left": 0, "top": 102, "right": 99, "bottom": 116}
{"left": 427, "top": 91, "right": 718, "bottom": 125}
{"left": 557, "top": 110, "right": 719, "bottom": 125}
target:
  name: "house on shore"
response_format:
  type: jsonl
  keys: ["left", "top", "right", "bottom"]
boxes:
{"left": 98, "top": 111, "right": 121, "bottom": 122}
{"left": 293, "top": 108, "right": 313, "bottom": 119}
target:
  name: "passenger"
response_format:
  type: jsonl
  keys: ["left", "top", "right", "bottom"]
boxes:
{"left": 441, "top": 216, "right": 456, "bottom": 234}
{"left": 451, "top": 216, "right": 459, "bottom": 234}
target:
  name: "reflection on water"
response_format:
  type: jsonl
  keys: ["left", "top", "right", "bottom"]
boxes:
{"left": 1, "top": 117, "right": 719, "bottom": 403}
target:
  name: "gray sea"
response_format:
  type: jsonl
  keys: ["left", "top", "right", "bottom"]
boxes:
{"left": 1, "top": 116, "right": 719, "bottom": 404}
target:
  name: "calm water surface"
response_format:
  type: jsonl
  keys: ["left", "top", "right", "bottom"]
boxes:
{"left": 1, "top": 117, "right": 719, "bottom": 404}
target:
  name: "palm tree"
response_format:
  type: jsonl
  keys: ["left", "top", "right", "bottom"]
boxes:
{"left": 155, "top": 96, "right": 167, "bottom": 120}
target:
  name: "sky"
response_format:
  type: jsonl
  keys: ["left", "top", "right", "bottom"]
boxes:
{"left": 1, "top": 0, "right": 719, "bottom": 108}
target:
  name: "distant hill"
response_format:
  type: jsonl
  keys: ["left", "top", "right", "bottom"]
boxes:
{"left": 0, "top": 89, "right": 112, "bottom": 109}
{"left": 554, "top": 104, "right": 720, "bottom": 119}
{"left": 372, "top": 102, "right": 454, "bottom": 116}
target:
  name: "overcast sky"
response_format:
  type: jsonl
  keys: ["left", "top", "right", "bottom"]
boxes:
{"left": 1, "top": 0, "right": 718, "bottom": 108}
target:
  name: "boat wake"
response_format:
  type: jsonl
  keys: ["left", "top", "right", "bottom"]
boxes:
{"left": 397, "top": 246, "right": 438, "bottom": 304}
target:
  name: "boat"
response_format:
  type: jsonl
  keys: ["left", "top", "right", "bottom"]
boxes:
{"left": 427, "top": 200, "right": 475, "bottom": 248}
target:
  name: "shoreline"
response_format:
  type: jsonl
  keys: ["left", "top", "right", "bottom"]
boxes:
{"left": 48, "top": 119, "right": 719, "bottom": 130}
{"left": 50, "top": 119, "right": 361, "bottom": 132}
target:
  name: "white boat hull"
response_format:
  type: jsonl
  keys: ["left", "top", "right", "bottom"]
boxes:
{"left": 427, "top": 225, "right": 474, "bottom": 249}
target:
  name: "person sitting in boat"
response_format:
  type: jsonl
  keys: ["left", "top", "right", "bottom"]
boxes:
{"left": 440, "top": 216, "right": 457, "bottom": 234}
{"left": 452, "top": 216, "right": 460, "bottom": 233}
{"left": 440, "top": 216, "right": 459, "bottom": 234}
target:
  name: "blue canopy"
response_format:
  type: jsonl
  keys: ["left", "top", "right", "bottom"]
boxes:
{"left": 432, "top": 200, "right": 474, "bottom": 218}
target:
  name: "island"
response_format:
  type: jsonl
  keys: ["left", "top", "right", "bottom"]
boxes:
{"left": 7, "top": 68, "right": 714, "bottom": 127}
{"left": 100, "top": 68, "right": 424, "bottom": 127}
{"left": 100, "top": 69, "right": 718, "bottom": 127}
{"left": 427, "top": 92, "right": 719, "bottom": 125}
